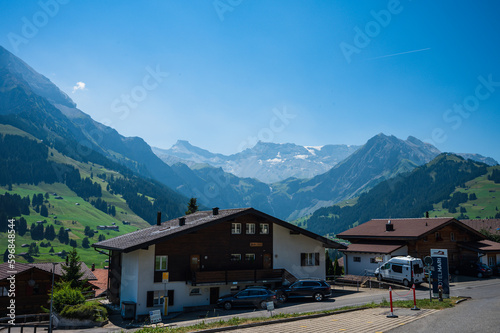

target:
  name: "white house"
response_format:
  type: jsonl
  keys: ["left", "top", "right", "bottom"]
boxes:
{"left": 93, "top": 208, "right": 346, "bottom": 317}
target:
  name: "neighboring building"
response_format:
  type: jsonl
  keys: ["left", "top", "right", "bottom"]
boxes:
{"left": 461, "top": 219, "right": 500, "bottom": 236}
{"left": 337, "top": 217, "right": 500, "bottom": 276}
{"left": 0, "top": 262, "right": 96, "bottom": 317}
{"left": 90, "top": 268, "right": 109, "bottom": 298}
{"left": 93, "top": 208, "right": 346, "bottom": 317}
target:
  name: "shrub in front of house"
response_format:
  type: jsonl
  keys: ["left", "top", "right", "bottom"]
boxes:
{"left": 60, "top": 301, "right": 108, "bottom": 322}
{"left": 52, "top": 281, "right": 85, "bottom": 313}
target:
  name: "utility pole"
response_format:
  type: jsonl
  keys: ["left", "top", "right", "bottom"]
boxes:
{"left": 49, "top": 262, "right": 55, "bottom": 333}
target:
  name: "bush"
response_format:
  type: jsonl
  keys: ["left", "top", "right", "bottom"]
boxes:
{"left": 52, "top": 281, "right": 85, "bottom": 313}
{"left": 60, "top": 301, "right": 108, "bottom": 322}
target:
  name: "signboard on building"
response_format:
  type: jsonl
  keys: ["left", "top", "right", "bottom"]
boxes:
{"left": 430, "top": 249, "right": 449, "bottom": 298}
{"left": 162, "top": 272, "right": 169, "bottom": 283}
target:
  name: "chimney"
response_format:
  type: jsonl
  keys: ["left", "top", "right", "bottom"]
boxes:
{"left": 157, "top": 211, "right": 161, "bottom": 226}
{"left": 386, "top": 220, "right": 394, "bottom": 232}
{"left": 212, "top": 207, "right": 219, "bottom": 216}
{"left": 179, "top": 217, "right": 186, "bottom": 226}
{"left": 91, "top": 263, "right": 95, "bottom": 271}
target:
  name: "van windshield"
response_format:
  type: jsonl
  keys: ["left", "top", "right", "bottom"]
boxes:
{"left": 413, "top": 264, "right": 423, "bottom": 274}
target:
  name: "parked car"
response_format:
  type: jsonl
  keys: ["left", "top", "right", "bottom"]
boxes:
{"left": 458, "top": 262, "right": 493, "bottom": 278}
{"left": 217, "top": 287, "right": 277, "bottom": 310}
{"left": 374, "top": 256, "right": 424, "bottom": 287}
{"left": 276, "top": 278, "right": 332, "bottom": 302}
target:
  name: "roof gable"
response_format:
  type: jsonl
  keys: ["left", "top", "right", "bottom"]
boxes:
{"left": 93, "top": 208, "right": 346, "bottom": 252}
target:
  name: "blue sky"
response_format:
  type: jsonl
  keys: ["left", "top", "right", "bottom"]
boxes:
{"left": 1, "top": 0, "right": 499, "bottom": 162}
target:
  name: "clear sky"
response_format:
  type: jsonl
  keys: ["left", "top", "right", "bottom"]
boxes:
{"left": 1, "top": 0, "right": 499, "bottom": 162}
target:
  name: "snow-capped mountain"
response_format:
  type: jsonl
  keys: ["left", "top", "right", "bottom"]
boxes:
{"left": 153, "top": 141, "right": 361, "bottom": 183}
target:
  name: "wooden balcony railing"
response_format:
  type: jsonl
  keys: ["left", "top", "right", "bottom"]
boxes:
{"left": 192, "top": 268, "right": 285, "bottom": 286}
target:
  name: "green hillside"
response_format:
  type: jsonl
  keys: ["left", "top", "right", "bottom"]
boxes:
{"left": 0, "top": 178, "right": 151, "bottom": 268}
{"left": 430, "top": 166, "right": 500, "bottom": 219}
{"left": 299, "top": 154, "right": 490, "bottom": 237}
{"left": 0, "top": 125, "right": 183, "bottom": 267}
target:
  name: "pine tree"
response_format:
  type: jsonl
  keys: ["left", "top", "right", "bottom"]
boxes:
{"left": 40, "top": 204, "right": 49, "bottom": 217}
{"left": 82, "top": 237, "right": 90, "bottom": 248}
{"left": 185, "top": 198, "right": 198, "bottom": 215}
{"left": 61, "top": 248, "right": 85, "bottom": 289}
{"left": 3, "top": 249, "right": 9, "bottom": 262}
{"left": 18, "top": 217, "right": 27, "bottom": 236}
{"left": 70, "top": 239, "right": 77, "bottom": 248}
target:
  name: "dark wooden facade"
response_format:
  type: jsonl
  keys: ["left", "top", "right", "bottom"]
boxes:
{"left": 406, "top": 224, "right": 484, "bottom": 271}
{"left": 0, "top": 268, "right": 52, "bottom": 317}
{"left": 154, "top": 215, "right": 273, "bottom": 283}
{"left": 108, "top": 250, "right": 122, "bottom": 304}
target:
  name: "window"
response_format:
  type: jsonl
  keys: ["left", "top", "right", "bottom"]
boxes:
{"left": 435, "top": 232, "right": 442, "bottom": 241}
{"left": 153, "top": 290, "right": 164, "bottom": 306}
{"left": 423, "top": 236, "right": 428, "bottom": 242}
{"left": 301, "top": 253, "right": 320, "bottom": 266}
{"left": 0, "top": 286, "right": 8, "bottom": 297}
{"left": 190, "top": 288, "right": 201, "bottom": 296}
{"left": 450, "top": 232, "right": 455, "bottom": 241}
{"left": 370, "top": 258, "right": 377, "bottom": 264}
{"left": 260, "top": 223, "right": 269, "bottom": 234}
{"left": 353, "top": 257, "right": 361, "bottom": 263}
{"left": 155, "top": 255, "right": 167, "bottom": 271}
{"left": 231, "top": 223, "right": 241, "bottom": 234}
{"left": 230, "top": 254, "right": 242, "bottom": 261}
{"left": 245, "top": 253, "right": 256, "bottom": 261}
{"left": 488, "top": 257, "right": 496, "bottom": 266}
{"left": 392, "top": 264, "right": 403, "bottom": 273}
{"left": 246, "top": 223, "right": 256, "bottom": 234}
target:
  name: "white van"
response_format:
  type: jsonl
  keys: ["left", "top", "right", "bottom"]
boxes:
{"left": 374, "top": 256, "right": 424, "bottom": 287}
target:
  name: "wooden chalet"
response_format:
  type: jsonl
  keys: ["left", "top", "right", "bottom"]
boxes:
{"left": 93, "top": 207, "right": 346, "bottom": 317}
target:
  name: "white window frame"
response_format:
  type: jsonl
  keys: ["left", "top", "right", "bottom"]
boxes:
{"left": 353, "top": 256, "right": 361, "bottom": 263}
{"left": 155, "top": 255, "right": 168, "bottom": 271}
{"left": 450, "top": 232, "right": 455, "bottom": 241}
{"left": 245, "top": 253, "right": 256, "bottom": 261}
{"left": 231, "top": 223, "right": 241, "bottom": 234}
{"left": 230, "top": 254, "right": 242, "bottom": 261}
{"left": 260, "top": 223, "right": 269, "bottom": 234}
{"left": 304, "top": 253, "right": 315, "bottom": 266}
{"left": 246, "top": 223, "right": 256, "bottom": 234}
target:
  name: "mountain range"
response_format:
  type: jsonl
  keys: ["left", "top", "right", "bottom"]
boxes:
{"left": 153, "top": 140, "right": 361, "bottom": 183}
{"left": 0, "top": 44, "right": 498, "bottom": 226}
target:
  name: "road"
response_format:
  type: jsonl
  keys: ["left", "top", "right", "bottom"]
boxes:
{"left": 389, "top": 278, "right": 500, "bottom": 333}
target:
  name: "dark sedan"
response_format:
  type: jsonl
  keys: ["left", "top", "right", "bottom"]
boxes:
{"left": 276, "top": 279, "right": 332, "bottom": 302}
{"left": 217, "top": 287, "right": 277, "bottom": 310}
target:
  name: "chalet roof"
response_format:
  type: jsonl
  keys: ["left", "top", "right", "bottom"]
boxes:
{"left": 93, "top": 207, "right": 346, "bottom": 252}
{"left": 0, "top": 262, "right": 34, "bottom": 280}
{"left": 31, "top": 262, "right": 97, "bottom": 281}
{"left": 90, "top": 269, "right": 108, "bottom": 297}
{"left": 342, "top": 242, "right": 406, "bottom": 254}
{"left": 337, "top": 217, "right": 485, "bottom": 240}
{"left": 460, "top": 219, "right": 500, "bottom": 235}
{"left": 459, "top": 239, "right": 500, "bottom": 253}
{"left": 0, "top": 262, "right": 96, "bottom": 281}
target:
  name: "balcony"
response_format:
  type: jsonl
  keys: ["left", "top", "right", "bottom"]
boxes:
{"left": 192, "top": 268, "right": 290, "bottom": 286}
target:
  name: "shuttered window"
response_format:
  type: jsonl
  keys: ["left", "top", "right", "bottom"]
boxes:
{"left": 301, "top": 252, "right": 320, "bottom": 266}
